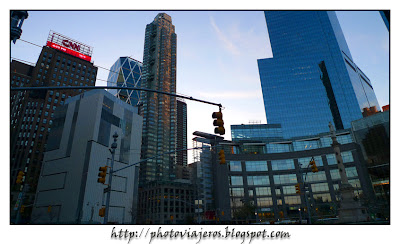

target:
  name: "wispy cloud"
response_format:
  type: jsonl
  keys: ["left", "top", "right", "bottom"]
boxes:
{"left": 209, "top": 16, "right": 240, "bottom": 56}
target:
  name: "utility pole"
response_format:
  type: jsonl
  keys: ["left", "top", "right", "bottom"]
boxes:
{"left": 298, "top": 161, "right": 312, "bottom": 224}
{"left": 104, "top": 132, "right": 118, "bottom": 224}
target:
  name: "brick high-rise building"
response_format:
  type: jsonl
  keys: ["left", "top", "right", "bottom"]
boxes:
{"left": 10, "top": 31, "right": 97, "bottom": 222}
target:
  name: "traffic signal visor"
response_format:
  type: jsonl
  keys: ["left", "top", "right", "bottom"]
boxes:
{"left": 295, "top": 183, "right": 301, "bottom": 194}
{"left": 309, "top": 160, "right": 319, "bottom": 173}
{"left": 212, "top": 111, "right": 225, "bottom": 135}
{"left": 16, "top": 171, "right": 25, "bottom": 184}
{"left": 218, "top": 149, "right": 226, "bottom": 164}
{"left": 98, "top": 166, "right": 108, "bottom": 184}
{"left": 99, "top": 207, "right": 105, "bottom": 217}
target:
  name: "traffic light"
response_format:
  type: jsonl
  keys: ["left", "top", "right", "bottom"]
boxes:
{"left": 99, "top": 207, "right": 105, "bottom": 217}
{"left": 16, "top": 171, "right": 24, "bottom": 184}
{"left": 309, "top": 159, "right": 318, "bottom": 173}
{"left": 98, "top": 166, "right": 108, "bottom": 184}
{"left": 212, "top": 111, "right": 225, "bottom": 135}
{"left": 20, "top": 205, "right": 25, "bottom": 213}
{"left": 47, "top": 205, "right": 52, "bottom": 213}
{"left": 218, "top": 149, "right": 226, "bottom": 164}
{"left": 295, "top": 183, "right": 301, "bottom": 194}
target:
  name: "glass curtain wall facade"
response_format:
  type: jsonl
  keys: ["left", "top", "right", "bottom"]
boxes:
{"left": 139, "top": 13, "right": 178, "bottom": 186}
{"left": 231, "top": 124, "right": 283, "bottom": 142}
{"left": 258, "top": 11, "right": 381, "bottom": 139}
{"left": 107, "top": 57, "right": 143, "bottom": 106}
{"left": 223, "top": 134, "right": 374, "bottom": 223}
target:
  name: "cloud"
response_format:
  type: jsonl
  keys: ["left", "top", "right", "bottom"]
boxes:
{"left": 209, "top": 16, "right": 240, "bottom": 56}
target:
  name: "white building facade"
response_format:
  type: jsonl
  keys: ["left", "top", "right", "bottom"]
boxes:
{"left": 31, "top": 89, "right": 142, "bottom": 224}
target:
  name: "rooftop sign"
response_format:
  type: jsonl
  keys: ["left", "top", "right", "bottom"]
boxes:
{"left": 46, "top": 30, "right": 93, "bottom": 62}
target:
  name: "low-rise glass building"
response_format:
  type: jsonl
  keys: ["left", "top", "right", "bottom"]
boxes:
{"left": 215, "top": 127, "right": 374, "bottom": 223}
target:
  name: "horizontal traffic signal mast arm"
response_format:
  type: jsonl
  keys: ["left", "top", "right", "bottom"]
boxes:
{"left": 112, "top": 146, "right": 214, "bottom": 174}
{"left": 10, "top": 86, "right": 222, "bottom": 108}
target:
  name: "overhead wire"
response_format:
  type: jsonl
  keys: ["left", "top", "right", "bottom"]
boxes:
{"left": 14, "top": 38, "right": 192, "bottom": 99}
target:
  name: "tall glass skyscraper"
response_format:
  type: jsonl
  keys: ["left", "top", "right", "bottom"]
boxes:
{"left": 107, "top": 57, "right": 143, "bottom": 106}
{"left": 139, "top": 13, "right": 177, "bottom": 185}
{"left": 258, "top": 11, "right": 381, "bottom": 139}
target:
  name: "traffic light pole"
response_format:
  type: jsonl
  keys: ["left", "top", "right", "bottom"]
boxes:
{"left": 99, "top": 144, "right": 213, "bottom": 224}
{"left": 104, "top": 132, "right": 118, "bottom": 224}
{"left": 299, "top": 161, "right": 312, "bottom": 224}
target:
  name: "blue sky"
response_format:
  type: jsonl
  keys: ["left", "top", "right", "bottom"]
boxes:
{"left": 10, "top": 10, "right": 389, "bottom": 158}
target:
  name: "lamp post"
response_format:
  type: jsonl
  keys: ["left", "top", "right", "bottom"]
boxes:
{"left": 11, "top": 11, "right": 28, "bottom": 44}
{"left": 104, "top": 132, "right": 118, "bottom": 224}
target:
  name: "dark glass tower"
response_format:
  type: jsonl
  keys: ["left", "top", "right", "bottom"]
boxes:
{"left": 258, "top": 11, "right": 381, "bottom": 139}
{"left": 139, "top": 13, "right": 177, "bottom": 185}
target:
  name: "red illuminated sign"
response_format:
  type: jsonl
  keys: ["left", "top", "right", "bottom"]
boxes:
{"left": 46, "top": 31, "right": 92, "bottom": 62}
{"left": 47, "top": 41, "right": 91, "bottom": 61}
{"left": 62, "top": 39, "right": 80, "bottom": 51}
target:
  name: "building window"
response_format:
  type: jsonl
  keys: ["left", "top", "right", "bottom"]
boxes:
{"left": 229, "top": 176, "right": 243, "bottom": 186}
{"left": 228, "top": 161, "right": 242, "bottom": 171}
{"left": 326, "top": 154, "right": 336, "bottom": 165}
{"left": 257, "top": 197, "right": 273, "bottom": 207}
{"left": 245, "top": 161, "right": 268, "bottom": 171}
{"left": 282, "top": 185, "right": 296, "bottom": 195}
{"left": 311, "top": 183, "right": 329, "bottom": 192}
{"left": 229, "top": 188, "right": 244, "bottom": 197}
{"left": 341, "top": 151, "right": 354, "bottom": 163}
{"left": 313, "top": 193, "right": 332, "bottom": 203}
{"left": 298, "top": 156, "right": 323, "bottom": 168}
{"left": 255, "top": 187, "right": 271, "bottom": 196}
{"left": 271, "top": 159, "right": 295, "bottom": 171}
{"left": 284, "top": 196, "right": 301, "bottom": 205}
{"left": 273, "top": 174, "right": 297, "bottom": 185}
{"left": 293, "top": 140, "right": 320, "bottom": 151}
{"left": 304, "top": 171, "right": 326, "bottom": 182}
{"left": 345, "top": 167, "right": 358, "bottom": 178}
{"left": 337, "top": 134, "right": 353, "bottom": 144}
{"left": 247, "top": 175, "right": 269, "bottom": 186}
